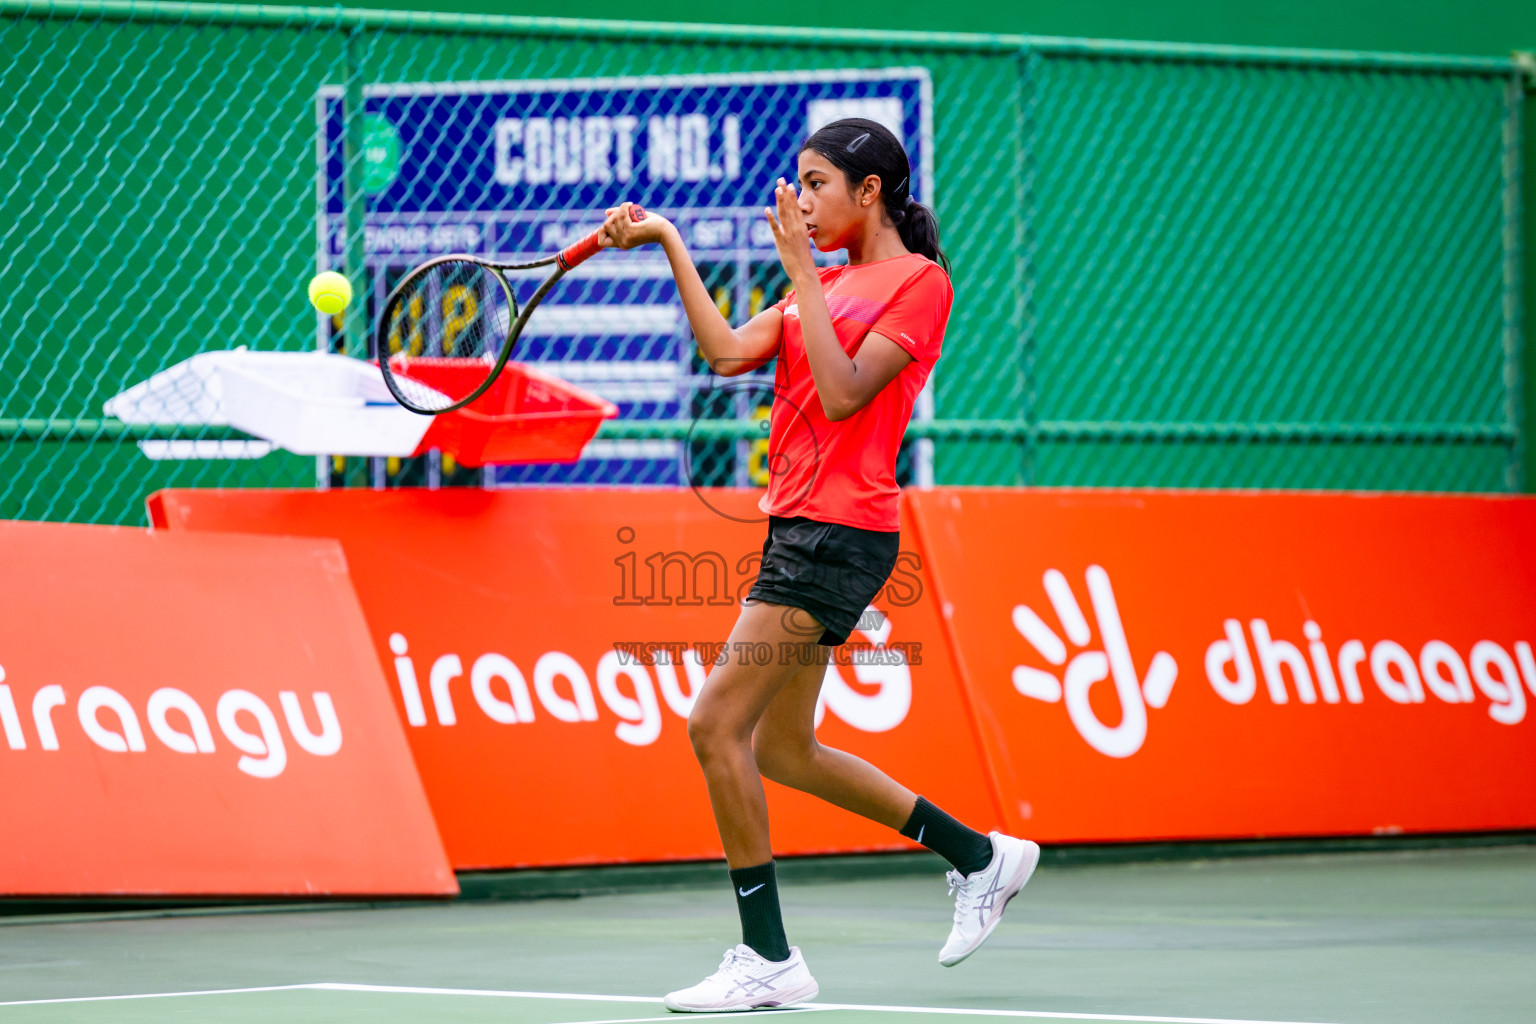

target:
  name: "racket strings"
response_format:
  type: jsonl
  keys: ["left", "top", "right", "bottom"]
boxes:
{"left": 380, "top": 259, "right": 517, "bottom": 413}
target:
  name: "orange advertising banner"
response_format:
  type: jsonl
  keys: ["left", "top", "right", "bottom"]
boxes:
{"left": 150, "top": 488, "right": 1000, "bottom": 870}
{"left": 0, "top": 520, "right": 456, "bottom": 896}
{"left": 907, "top": 488, "right": 1536, "bottom": 842}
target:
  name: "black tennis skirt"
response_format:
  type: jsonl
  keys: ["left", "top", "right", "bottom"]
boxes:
{"left": 745, "top": 515, "right": 900, "bottom": 646}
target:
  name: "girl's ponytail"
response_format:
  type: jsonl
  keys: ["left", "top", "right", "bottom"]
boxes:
{"left": 892, "top": 195, "right": 949, "bottom": 275}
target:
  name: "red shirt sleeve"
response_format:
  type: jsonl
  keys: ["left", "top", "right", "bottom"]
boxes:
{"left": 869, "top": 263, "right": 953, "bottom": 369}
{"left": 771, "top": 279, "right": 800, "bottom": 314}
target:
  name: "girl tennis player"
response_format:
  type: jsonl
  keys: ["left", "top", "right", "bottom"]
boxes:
{"left": 600, "top": 117, "right": 1039, "bottom": 1011}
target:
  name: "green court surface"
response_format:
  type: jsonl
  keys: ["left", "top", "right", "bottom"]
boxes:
{"left": 2, "top": 846, "right": 1533, "bottom": 1023}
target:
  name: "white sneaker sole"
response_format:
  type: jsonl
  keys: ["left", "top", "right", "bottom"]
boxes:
{"left": 663, "top": 979, "right": 820, "bottom": 1012}
{"left": 939, "top": 839, "right": 1041, "bottom": 967}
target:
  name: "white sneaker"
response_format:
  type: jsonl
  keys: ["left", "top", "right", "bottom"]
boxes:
{"left": 938, "top": 832, "right": 1041, "bottom": 966}
{"left": 663, "top": 944, "right": 819, "bottom": 1012}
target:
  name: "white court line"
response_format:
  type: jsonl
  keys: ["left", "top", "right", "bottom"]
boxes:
{"left": 0, "top": 984, "right": 313, "bottom": 1007}
{"left": 0, "top": 983, "right": 658, "bottom": 1008}
{"left": 0, "top": 982, "right": 1347, "bottom": 1024}
{"left": 308, "top": 982, "right": 661, "bottom": 1002}
{"left": 466, "top": 1015, "right": 813, "bottom": 1024}
{"left": 802, "top": 1002, "right": 1341, "bottom": 1024}
{"left": 314, "top": 985, "right": 1345, "bottom": 1024}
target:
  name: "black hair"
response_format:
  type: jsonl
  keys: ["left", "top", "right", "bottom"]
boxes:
{"left": 800, "top": 116, "right": 949, "bottom": 275}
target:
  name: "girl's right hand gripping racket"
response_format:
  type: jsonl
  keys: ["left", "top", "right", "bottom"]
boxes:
{"left": 375, "top": 205, "right": 647, "bottom": 415}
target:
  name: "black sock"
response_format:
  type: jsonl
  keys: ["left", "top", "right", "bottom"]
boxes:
{"left": 900, "top": 796, "right": 994, "bottom": 877}
{"left": 729, "top": 861, "right": 790, "bottom": 962}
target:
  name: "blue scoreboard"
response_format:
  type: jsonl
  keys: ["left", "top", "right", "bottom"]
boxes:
{"left": 318, "top": 69, "right": 932, "bottom": 488}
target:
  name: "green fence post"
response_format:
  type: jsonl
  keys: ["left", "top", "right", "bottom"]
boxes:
{"left": 1017, "top": 46, "right": 1037, "bottom": 486}
{"left": 1519, "top": 52, "right": 1535, "bottom": 492}
{"left": 342, "top": 23, "right": 368, "bottom": 362}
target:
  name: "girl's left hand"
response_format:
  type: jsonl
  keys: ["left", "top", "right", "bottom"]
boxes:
{"left": 765, "top": 177, "right": 816, "bottom": 284}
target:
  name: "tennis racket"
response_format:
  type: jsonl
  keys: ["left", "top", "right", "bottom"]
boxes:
{"left": 375, "top": 205, "right": 647, "bottom": 415}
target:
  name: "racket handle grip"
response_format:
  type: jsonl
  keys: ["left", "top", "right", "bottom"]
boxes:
{"left": 558, "top": 204, "right": 648, "bottom": 271}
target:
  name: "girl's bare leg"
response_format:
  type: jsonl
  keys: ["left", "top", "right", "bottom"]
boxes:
{"left": 749, "top": 613, "right": 917, "bottom": 830}
{"left": 687, "top": 600, "right": 822, "bottom": 867}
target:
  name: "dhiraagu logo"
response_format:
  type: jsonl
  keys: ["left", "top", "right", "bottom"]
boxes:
{"left": 1010, "top": 564, "right": 1536, "bottom": 760}
{"left": 1010, "top": 566, "right": 1177, "bottom": 759}
{"left": 362, "top": 114, "right": 401, "bottom": 194}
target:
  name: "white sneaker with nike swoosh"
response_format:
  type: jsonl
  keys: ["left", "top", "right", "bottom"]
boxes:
{"left": 664, "top": 944, "right": 819, "bottom": 1012}
{"left": 938, "top": 831, "right": 1041, "bottom": 967}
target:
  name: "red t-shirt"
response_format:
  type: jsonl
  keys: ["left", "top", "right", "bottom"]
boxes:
{"left": 760, "top": 253, "right": 952, "bottom": 531}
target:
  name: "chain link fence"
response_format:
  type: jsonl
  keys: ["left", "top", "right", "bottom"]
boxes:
{"left": 0, "top": 2, "right": 1527, "bottom": 525}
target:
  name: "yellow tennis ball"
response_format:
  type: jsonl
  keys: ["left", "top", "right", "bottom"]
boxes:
{"left": 308, "top": 271, "right": 353, "bottom": 315}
